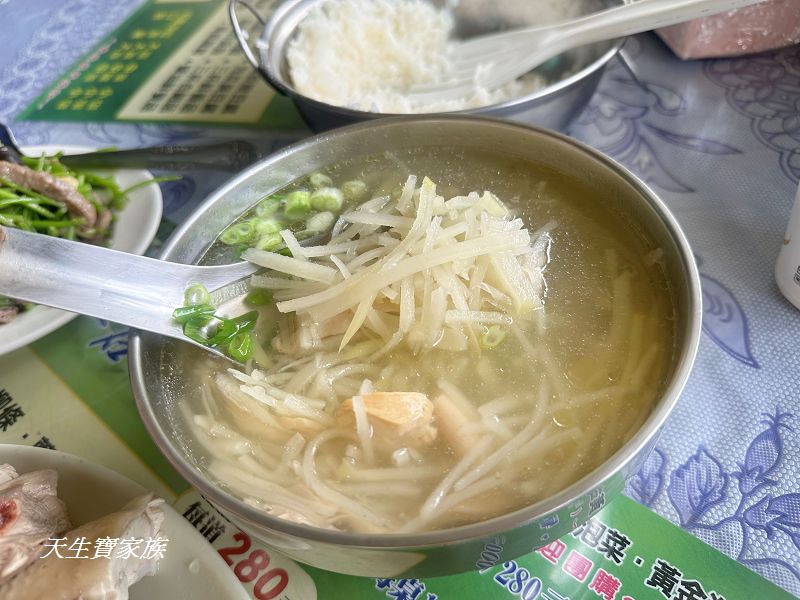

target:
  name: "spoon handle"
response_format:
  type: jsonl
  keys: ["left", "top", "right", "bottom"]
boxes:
{"left": 465, "top": 0, "right": 770, "bottom": 96}
{"left": 59, "top": 140, "right": 261, "bottom": 172}
{"left": 0, "top": 226, "right": 257, "bottom": 343}
{"left": 546, "top": 0, "right": 769, "bottom": 48}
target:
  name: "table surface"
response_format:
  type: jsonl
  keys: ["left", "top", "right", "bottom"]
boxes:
{"left": 1, "top": 0, "right": 799, "bottom": 597}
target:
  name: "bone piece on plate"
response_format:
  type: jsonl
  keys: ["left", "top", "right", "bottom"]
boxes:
{"left": 0, "top": 467, "right": 71, "bottom": 584}
{"left": 0, "top": 494, "right": 165, "bottom": 600}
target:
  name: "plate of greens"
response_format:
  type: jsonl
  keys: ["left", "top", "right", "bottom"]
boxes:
{"left": 0, "top": 145, "right": 163, "bottom": 356}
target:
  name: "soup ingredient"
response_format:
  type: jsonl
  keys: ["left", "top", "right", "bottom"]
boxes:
{"left": 185, "top": 171, "right": 672, "bottom": 533}
{"left": 215, "top": 173, "right": 358, "bottom": 254}
{"left": 286, "top": 0, "right": 548, "bottom": 113}
{"left": 172, "top": 287, "right": 259, "bottom": 363}
{"left": 0, "top": 494, "right": 165, "bottom": 600}
{"left": 0, "top": 466, "right": 70, "bottom": 584}
{"left": 243, "top": 176, "right": 546, "bottom": 353}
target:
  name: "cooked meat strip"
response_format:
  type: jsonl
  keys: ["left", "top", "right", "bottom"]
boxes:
{"left": 0, "top": 161, "right": 96, "bottom": 228}
{"left": 95, "top": 208, "right": 112, "bottom": 233}
{"left": 0, "top": 308, "right": 18, "bottom": 325}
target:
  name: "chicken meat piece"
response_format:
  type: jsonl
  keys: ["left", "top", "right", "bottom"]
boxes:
{"left": 336, "top": 392, "right": 437, "bottom": 447}
{"left": 0, "top": 468, "right": 70, "bottom": 584}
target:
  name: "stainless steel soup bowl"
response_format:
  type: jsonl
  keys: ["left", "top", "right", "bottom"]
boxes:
{"left": 230, "top": 0, "right": 625, "bottom": 132}
{"left": 131, "top": 116, "right": 701, "bottom": 578}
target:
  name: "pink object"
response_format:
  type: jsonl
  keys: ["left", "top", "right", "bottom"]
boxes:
{"left": 656, "top": 0, "right": 800, "bottom": 59}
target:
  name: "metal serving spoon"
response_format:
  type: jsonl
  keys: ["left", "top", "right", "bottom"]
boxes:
{"left": 0, "top": 122, "right": 261, "bottom": 172}
{"left": 408, "top": 0, "right": 768, "bottom": 103}
{"left": 0, "top": 225, "right": 263, "bottom": 362}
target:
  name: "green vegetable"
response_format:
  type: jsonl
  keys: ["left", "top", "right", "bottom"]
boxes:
{"left": 310, "top": 187, "right": 344, "bottom": 212}
{"left": 205, "top": 311, "right": 259, "bottom": 346}
{"left": 342, "top": 179, "right": 368, "bottom": 203}
{"left": 184, "top": 283, "right": 211, "bottom": 306}
{"left": 284, "top": 190, "right": 312, "bottom": 220}
{"left": 309, "top": 172, "right": 333, "bottom": 189}
{"left": 172, "top": 303, "right": 215, "bottom": 324}
{"left": 480, "top": 325, "right": 507, "bottom": 349}
{"left": 182, "top": 317, "right": 220, "bottom": 345}
{"left": 219, "top": 220, "right": 257, "bottom": 245}
{"left": 255, "top": 196, "right": 282, "bottom": 218}
{"left": 306, "top": 211, "right": 335, "bottom": 233}
{"left": 245, "top": 289, "right": 273, "bottom": 306}
{"left": 227, "top": 332, "right": 254, "bottom": 362}
{"left": 254, "top": 217, "right": 283, "bottom": 236}
{"left": 177, "top": 303, "right": 259, "bottom": 363}
{"left": 0, "top": 151, "right": 163, "bottom": 324}
{"left": 255, "top": 232, "right": 284, "bottom": 251}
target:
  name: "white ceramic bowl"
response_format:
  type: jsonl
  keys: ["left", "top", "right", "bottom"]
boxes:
{"left": 0, "top": 145, "right": 163, "bottom": 356}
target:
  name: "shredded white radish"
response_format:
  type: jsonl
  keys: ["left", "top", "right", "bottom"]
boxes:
{"left": 242, "top": 176, "right": 547, "bottom": 355}
{"left": 242, "top": 248, "right": 338, "bottom": 284}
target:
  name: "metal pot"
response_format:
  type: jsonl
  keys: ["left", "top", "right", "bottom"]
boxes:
{"left": 130, "top": 116, "right": 701, "bottom": 577}
{"left": 230, "top": 0, "right": 624, "bottom": 132}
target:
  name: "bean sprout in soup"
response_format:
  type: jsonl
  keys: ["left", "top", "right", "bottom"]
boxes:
{"left": 179, "top": 148, "right": 677, "bottom": 534}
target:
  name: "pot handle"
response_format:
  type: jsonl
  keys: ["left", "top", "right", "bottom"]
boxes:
{"left": 229, "top": 0, "right": 268, "bottom": 72}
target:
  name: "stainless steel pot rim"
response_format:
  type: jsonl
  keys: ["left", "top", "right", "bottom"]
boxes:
{"left": 255, "top": 0, "right": 626, "bottom": 118}
{"left": 131, "top": 115, "right": 702, "bottom": 550}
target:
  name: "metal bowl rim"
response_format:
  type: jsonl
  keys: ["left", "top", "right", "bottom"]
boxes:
{"left": 130, "top": 114, "right": 701, "bottom": 550}
{"left": 255, "top": 0, "right": 626, "bottom": 118}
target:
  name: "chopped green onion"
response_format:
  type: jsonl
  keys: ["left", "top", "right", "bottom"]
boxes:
{"left": 184, "top": 283, "right": 211, "bottom": 306}
{"left": 205, "top": 310, "right": 259, "bottom": 346}
{"left": 310, "top": 187, "right": 344, "bottom": 212}
{"left": 183, "top": 316, "right": 220, "bottom": 345}
{"left": 255, "top": 196, "right": 282, "bottom": 217}
{"left": 255, "top": 217, "right": 283, "bottom": 236}
{"left": 245, "top": 289, "right": 273, "bottom": 306}
{"left": 250, "top": 337, "right": 274, "bottom": 369}
{"left": 172, "top": 303, "right": 215, "bottom": 324}
{"left": 306, "top": 211, "right": 335, "bottom": 233}
{"left": 255, "top": 232, "right": 284, "bottom": 251}
{"left": 227, "top": 332, "right": 254, "bottom": 362}
{"left": 309, "top": 172, "right": 333, "bottom": 189}
{"left": 342, "top": 180, "right": 368, "bottom": 203}
{"left": 480, "top": 325, "right": 507, "bottom": 349}
{"left": 284, "top": 190, "right": 312, "bottom": 220}
{"left": 220, "top": 220, "right": 257, "bottom": 245}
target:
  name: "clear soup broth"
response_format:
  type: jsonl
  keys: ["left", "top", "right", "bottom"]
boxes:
{"left": 174, "top": 146, "right": 677, "bottom": 533}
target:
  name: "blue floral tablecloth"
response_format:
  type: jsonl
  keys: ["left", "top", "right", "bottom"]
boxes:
{"left": 2, "top": 0, "right": 799, "bottom": 596}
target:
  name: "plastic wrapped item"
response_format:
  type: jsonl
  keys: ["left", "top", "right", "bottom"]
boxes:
{"left": 656, "top": 0, "right": 800, "bottom": 59}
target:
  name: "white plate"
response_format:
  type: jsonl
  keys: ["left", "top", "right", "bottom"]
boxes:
{"left": 0, "top": 145, "right": 163, "bottom": 355}
{"left": 0, "top": 444, "right": 249, "bottom": 600}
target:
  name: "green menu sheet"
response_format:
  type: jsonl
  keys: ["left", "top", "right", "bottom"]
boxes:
{"left": 19, "top": 0, "right": 305, "bottom": 128}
